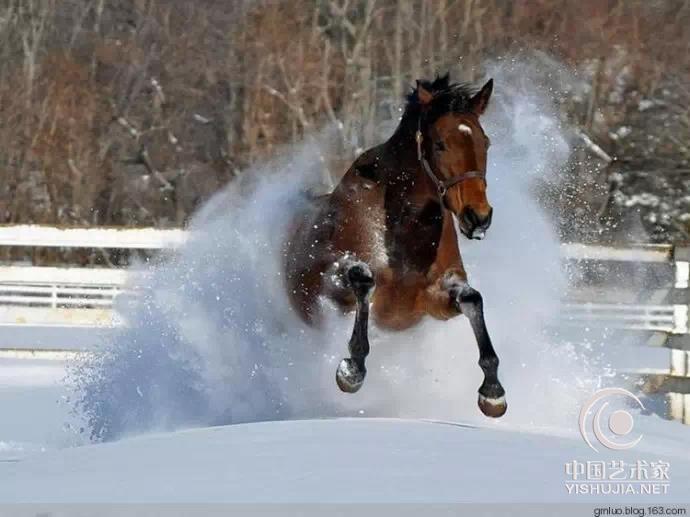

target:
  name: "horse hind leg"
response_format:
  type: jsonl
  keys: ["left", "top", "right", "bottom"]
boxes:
{"left": 333, "top": 256, "right": 375, "bottom": 394}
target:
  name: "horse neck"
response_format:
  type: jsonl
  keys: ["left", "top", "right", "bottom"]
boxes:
{"left": 383, "top": 118, "right": 434, "bottom": 198}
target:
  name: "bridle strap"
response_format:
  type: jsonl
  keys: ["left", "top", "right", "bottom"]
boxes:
{"left": 415, "top": 117, "right": 485, "bottom": 199}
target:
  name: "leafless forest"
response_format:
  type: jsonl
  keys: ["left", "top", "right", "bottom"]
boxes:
{"left": 0, "top": 1, "right": 688, "bottom": 263}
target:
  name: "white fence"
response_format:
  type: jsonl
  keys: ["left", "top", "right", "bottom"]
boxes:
{"left": 0, "top": 226, "right": 688, "bottom": 422}
{"left": 562, "top": 241, "right": 690, "bottom": 424}
{"left": 0, "top": 265, "right": 140, "bottom": 326}
{"left": 0, "top": 226, "right": 162, "bottom": 326}
{"left": 561, "top": 303, "right": 688, "bottom": 334}
{"left": 561, "top": 242, "right": 690, "bottom": 334}
{"left": 0, "top": 225, "right": 187, "bottom": 249}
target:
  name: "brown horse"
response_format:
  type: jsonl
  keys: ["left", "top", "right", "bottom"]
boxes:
{"left": 284, "top": 74, "right": 506, "bottom": 418}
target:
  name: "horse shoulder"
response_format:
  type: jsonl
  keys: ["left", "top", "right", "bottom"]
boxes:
{"left": 335, "top": 147, "right": 384, "bottom": 189}
{"left": 323, "top": 147, "right": 388, "bottom": 267}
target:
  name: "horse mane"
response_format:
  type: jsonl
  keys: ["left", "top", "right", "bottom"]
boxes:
{"left": 403, "top": 72, "right": 478, "bottom": 127}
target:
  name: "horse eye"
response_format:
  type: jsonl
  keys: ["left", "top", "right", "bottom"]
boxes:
{"left": 435, "top": 141, "right": 446, "bottom": 151}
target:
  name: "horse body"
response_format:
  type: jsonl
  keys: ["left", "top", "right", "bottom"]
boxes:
{"left": 284, "top": 74, "right": 507, "bottom": 418}
{"left": 286, "top": 145, "right": 462, "bottom": 328}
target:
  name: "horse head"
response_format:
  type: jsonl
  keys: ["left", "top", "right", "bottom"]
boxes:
{"left": 412, "top": 75, "right": 494, "bottom": 240}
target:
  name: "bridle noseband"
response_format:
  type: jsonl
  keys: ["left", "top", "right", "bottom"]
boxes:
{"left": 415, "top": 117, "right": 486, "bottom": 201}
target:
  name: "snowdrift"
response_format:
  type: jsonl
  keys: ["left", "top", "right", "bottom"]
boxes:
{"left": 1, "top": 418, "right": 688, "bottom": 503}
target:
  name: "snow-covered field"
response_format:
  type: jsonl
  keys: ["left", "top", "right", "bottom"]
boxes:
{"left": 0, "top": 380, "right": 688, "bottom": 504}
{"left": 0, "top": 358, "right": 78, "bottom": 458}
{"left": 0, "top": 351, "right": 688, "bottom": 504}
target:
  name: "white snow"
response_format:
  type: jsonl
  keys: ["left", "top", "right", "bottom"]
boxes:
{"left": 0, "top": 359, "right": 83, "bottom": 460}
{"left": 0, "top": 356, "right": 687, "bottom": 503}
{"left": 0, "top": 417, "right": 688, "bottom": 503}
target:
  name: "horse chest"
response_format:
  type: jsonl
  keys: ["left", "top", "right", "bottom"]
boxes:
{"left": 384, "top": 199, "right": 444, "bottom": 274}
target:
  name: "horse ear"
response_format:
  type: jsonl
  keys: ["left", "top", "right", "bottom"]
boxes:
{"left": 416, "top": 80, "right": 434, "bottom": 106}
{"left": 470, "top": 78, "right": 493, "bottom": 116}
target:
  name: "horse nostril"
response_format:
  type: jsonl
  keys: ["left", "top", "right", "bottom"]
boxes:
{"left": 462, "top": 208, "right": 479, "bottom": 227}
{"left": 483, "top": 207, "right": 493, "bottom": 228}
{"left": 461, "top": 208, "right": 492, "bottom": 235}
{"left": 473, "top": 209, "right": 492, "bottom": 228}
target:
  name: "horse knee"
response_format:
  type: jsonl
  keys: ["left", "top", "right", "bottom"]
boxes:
{"left": 331, "top": 255, "right": 375, "bottom": 301}
{"left": 458, "top": 285, "right": 482, "bottom": 305}
{"left": 345, "top": 262, "right": 374, "bottom": 292}
{"left": 450, "top": 284, "right": 483, "bottom": 315}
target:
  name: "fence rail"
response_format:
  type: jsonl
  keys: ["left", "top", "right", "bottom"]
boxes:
{"left": 0, "top": 265, "right": 130, "bottom": 284}
{"left": 0, "top": 264, "right": 144, "bottom": 325}
{"left": 561, "top": 303, "right": 688, "bottom": 334}
{"left": 0, "top": 225, "right": 187, "bottom": 249}
{"left": 0, "top": 227, "right": 688, "bottom": 422}
{"left": 560, "top": 242, "right": 674, "bottom": 263}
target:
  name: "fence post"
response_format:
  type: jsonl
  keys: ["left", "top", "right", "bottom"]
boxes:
{"left": 675, "top": 261, "right": 690, "bottom": 289}
{"left": 670, "top": 246, "right": 690, "bottom": 424}
{"left": 669, "top": 350, "right": 688, "bottom": 422}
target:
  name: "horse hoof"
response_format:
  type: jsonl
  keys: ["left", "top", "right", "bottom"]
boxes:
{"left": 478, "top": 393, "right": 507, "bottom": 418}
{"left": 336, "top": 358, "right": 366, "bottom": 393}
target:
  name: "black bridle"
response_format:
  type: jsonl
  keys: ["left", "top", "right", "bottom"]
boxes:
{"left": 415, "top": 116, "right": 486, "bottom": 201}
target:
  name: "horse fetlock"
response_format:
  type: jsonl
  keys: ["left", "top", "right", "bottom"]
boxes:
{"left": 478, "top": 354, "right": 499, "bottom": 373}
{"left": 479, "top": 378, "right": 505, "bottom": 398}
{"left": 348, "top": 333, "right": 369, "bottom": 357}
{"left": 336, "top": 358, "right": 367, "bottom": 393}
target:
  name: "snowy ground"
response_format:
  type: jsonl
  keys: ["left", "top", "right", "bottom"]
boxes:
{"left": 0, "top": 412, "right": 688, "bottom": 503}
{"left": 0, "top": 358, "right": 79, "bottom": 460}
{"left": 0, "top": 357, "right": 688, "bottom": 503}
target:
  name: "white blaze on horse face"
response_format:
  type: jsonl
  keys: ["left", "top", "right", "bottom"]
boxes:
{"left": 457, "top": 124, "right": 472, "bottom": 135}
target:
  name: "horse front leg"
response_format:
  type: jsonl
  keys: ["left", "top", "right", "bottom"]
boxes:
{"left": 331, "top": 255, "right": 375, "bottom": 393}
{"left": 426, "top": 271, "right": 507, "bottom": 418}
{"left": 452, "top": 282, "right": 507, "bottom": 418}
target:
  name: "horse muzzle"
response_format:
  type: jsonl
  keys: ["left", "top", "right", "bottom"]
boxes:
{"left": 458, "top": 207, "right": 493, "bottom": 240}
